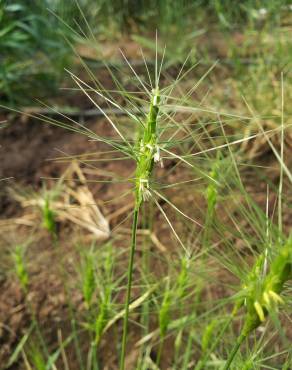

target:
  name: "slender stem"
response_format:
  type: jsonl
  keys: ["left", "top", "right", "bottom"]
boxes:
{"left": 137, "top": 202, "right": 153, "bottom": 368}
{"left": 195, "top": 306, "right": 239, "bottom": 370}
{"left": 156, "top": 336, "right": 164, "bottom": 367}
{"left": 202, "top": 211, "right": 213, "bottom": 250}
{"left": 120, "top": 206, "right": 140, "bottom": 370}
{"left": 182, "top": 328, "right": 195, "bottom": 370}
{"left": 278, "top": 72, "right": 284, "bottom": 239}
{"left": 120, "top": 88, "right": 159, "bottom": 369}
{"left": 223, "top": 332, "right": 246, "bottom": 370}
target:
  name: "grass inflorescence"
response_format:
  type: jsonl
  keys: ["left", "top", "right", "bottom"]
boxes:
{"left": 120, "top": 86, "right": 161, "bottom": 370}
{"left": 224, "top": 236, "right": 292, "bottom": 369}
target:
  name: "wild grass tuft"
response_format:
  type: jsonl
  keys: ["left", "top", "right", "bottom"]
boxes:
{"left": 41, "top": 195, "right": 57, "bottom": 239}
{"left": 81, "top": 252, "right": 96, "bottom": 309}
{"left": 12, "top": 244, "right": 29, "bottom": 292}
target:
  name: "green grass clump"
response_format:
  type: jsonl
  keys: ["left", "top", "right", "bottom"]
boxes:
{"left": 12, "top": 244, "right": 29, "bottom": 292}
{"left": 41, "top": 196, "right": 57, "bottom": 238}
{"left": 78, "top": 244, "right": 116, "bottom": 368}
{"left": 0, "top": 0, "right": 71, "bottom": 105}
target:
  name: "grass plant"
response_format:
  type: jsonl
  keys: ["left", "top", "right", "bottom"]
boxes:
{"left": 12, "top": 244, "right": 29, "bottom": 293}
{"left": 10, "top": 45, "right": 291, "bottom": 368}
{"left": 3, "top": 3, "right": 292, "bottom": 369}
{"left": 120, "top": 85, "right": 161, "bottom": 370}
{"left": 41, "top": 195, "right": 57, "bottom": 239}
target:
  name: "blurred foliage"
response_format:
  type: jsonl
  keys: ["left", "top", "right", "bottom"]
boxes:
{"left": 1, "top": 0, "right": 292, "bottom": 105}
{"left": 85, "top": 0, "right": 292, "bottom": 31}
{"left": 0, "top": 0, "right": 72, "bottom": 105}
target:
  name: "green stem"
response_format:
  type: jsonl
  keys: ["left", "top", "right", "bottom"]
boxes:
{"left": 195, "top": 307, "right": 238, "bottom": 370}
{"left": 156, "top": 336, "right": 164, "bottom": 367}
{"left": 223, "top": 332, "right": 246, "bottom": 370}
{"left": 120, "top": 206, "right": 140, "bottom": 370}
{"left": 182, "top": 328, "right": 195, "bottom": 370}
{"left": 91, "top": 340, "right": 100, "bottom": 370}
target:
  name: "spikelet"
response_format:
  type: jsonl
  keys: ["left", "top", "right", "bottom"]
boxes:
{"left": 241, "top": 237, "right": 292, "bottom": 335}
{"left": 12, "top": 245, "right": 29, "bottom": 292}
{"left": 135, "top": 88, "right": 160, "bottom": 206}
{"left": 42, "top": 196, "right": 56, "bottom": 237}
{"left": 81, "top": 253, "right": 96, "bottom": 308}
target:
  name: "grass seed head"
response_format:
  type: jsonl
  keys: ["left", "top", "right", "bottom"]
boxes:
{"left": 12, "top": 244, "right": 29, "bottom": 292}
{"left": 135, "top": 88, "right": 160, "bottom": 206}
{"left": 242, "top": 237, "right": 292, "bottom": 335}
{"left": 205, "top": 160, "right": 221, "bottom": 217}
{"left": 176, "top": 255, "right": 190, "bottom": 298}
{"left": 202, "top": 319, "right": 218, "bottom": 353}
{"left": 159, "top": 279, "right": 172, "bottom": 338}
{"left": 42, "top": 196, "right": 56, "bottom": 237}
{"left": 82, "top": 253, "right": 96, "bottom": 308}
{"left": 95, "top": 286, "right": 111, "bottom": 345}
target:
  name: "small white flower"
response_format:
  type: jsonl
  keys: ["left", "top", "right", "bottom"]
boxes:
{"left": 154, "top": 145, "right": 164, "bottom": 167}
{"left": 152, "top": 88, "right": 159, "bottom": 107}
{"left": 258, "top": 8, "right": 267, "bottom": 17}
{"left": 146, "top": 143, "right": 153, "bottom": 151}
{"left": 139, "top": 178, "right": 151, "bottom": 201}
{"left": 154, "top": 146, "right": 160, "bottom": 162}
{"left": 142, "top": 189, "right": 151, "bottom": 201}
